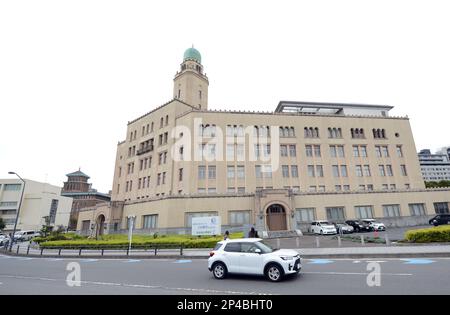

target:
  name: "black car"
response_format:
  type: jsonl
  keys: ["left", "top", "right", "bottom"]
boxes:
{"left": 345, "top": 220, "right": 371, "bottom": 233}
{"left": 429, "top": 214, "right": 450, "bottom": 226}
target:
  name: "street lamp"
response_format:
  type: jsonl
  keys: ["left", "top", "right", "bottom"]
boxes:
{"left": 8, "top": 172, "right": 26, "bottom": 252}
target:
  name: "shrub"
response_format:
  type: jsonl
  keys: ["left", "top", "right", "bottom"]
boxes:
{"left": 405, "top": 225, "right": 450, "bottom": 243}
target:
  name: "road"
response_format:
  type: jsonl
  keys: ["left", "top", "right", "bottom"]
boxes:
{"left": 1, "top": 254, "right": 449, "bottom": 295}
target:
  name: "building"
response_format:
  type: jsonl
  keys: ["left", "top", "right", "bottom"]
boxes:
{"left": 77, "top": 47, "right": 450, "bottom": 236}
{"left": 0, "top": 178, "right": 73, "bottom": 232}
{"left": 418, "top": 149, "right": 450, "bottom": 181}
{"left": 61, "top": 170, "right": 110, "bottom": 229}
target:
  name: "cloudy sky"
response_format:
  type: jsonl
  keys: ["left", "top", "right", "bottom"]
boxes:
{"left": 1, "top": 0, "right": 449, "bottom": 193}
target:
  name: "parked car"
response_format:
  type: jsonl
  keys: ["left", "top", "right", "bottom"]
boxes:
{"left": 345, "top": 220, "right": 370, "bottom": 232}
{"left": 333, "top": 222, "right": 354, "bottom": 234}
{"left": 429, "top": 214, "right": 450, "bottom": 226}
{"left": 0, "top": 234, "right": 10, "bottom": 246}
{"left": 310, "top": 221, "right": 337, "bottom": 235}
{"left": 361, "top": 219, "right": 386, "bottom": 231}
{"left": 208, "top": 238, "right": 301, "bottom": 282}
{"left": 13, "top": 230, "right": 41, "bottom": 242}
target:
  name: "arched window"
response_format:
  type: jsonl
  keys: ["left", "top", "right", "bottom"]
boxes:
{"left": 289, "top": 127, "right": 295, "bottom": 137}
{"left": 254, "top": 126, "right": 259, "bottom": 137}
{"left": 280, "top": 127, "right": 285, "bottom": 137}
{"left": 337, "top": 128, "right": 342, "bottom": 138}
{"left": 304, "top": 127, "right": 308, "bottom": 137}
{"left": 350, "top": 128, "right": 354, "bottom": 138}
{"left": 328, "top": 128, "right": 333, "bottom": 138}
{"left": 381, "top": 129, "right": 386, "bottom": 138}
{"left": 314, "top": 128, "right": 319, "bottom": 138}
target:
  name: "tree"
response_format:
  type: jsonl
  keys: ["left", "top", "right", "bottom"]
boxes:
{"left": 0, "top": 217, "right": 5, "bottom": 231}
{"left": 425, "top": 180, "right": 450, "bottom": 188}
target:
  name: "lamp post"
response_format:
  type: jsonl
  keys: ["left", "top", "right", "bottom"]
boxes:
{"left": 8, "top": 172, "right": 26, "bottom": 252}
{"left": 127, "top": 215, "right": 136, "bottom": 253}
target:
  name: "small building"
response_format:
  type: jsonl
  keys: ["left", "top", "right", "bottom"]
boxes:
{"left": 418, "top": 149, "right": 450, "bottom": 181}
{"left": 0, "top": 178, "right": 73, "bottom": 232}
{"left": 61, "top": 169, "right": 110, "bottom": 229}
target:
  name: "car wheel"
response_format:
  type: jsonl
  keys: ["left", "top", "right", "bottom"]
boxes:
{"left": 212, "top": 262, "right": 227, "bottom": 280}
{"left": 266, "top": 264, "right": 284, "bottom": 282}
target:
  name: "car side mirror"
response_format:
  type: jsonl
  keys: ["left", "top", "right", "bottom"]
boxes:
{"left": 254, "top": 249, "right": 262, "bottom": 254}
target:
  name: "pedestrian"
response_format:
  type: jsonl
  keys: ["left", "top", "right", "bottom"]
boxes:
{"left": 223, "top": 230, "right": 230, "bottom": 240}
{"left": 248, "top": 227, "right": 256, "bottom": 238}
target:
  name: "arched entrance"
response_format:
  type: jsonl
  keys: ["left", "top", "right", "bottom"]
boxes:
{"left": 266, "top": 204, "right": 287, "bottom": 231}
{"left": 96, "top": 214, "right": 106, "bottom": 237}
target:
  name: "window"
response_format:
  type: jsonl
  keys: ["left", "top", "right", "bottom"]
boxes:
{"left": 355, "top": 206, "right": 374, "bottom": 219}
{"left": 400, "top": 165, "right": 408, "bottom": 176}
{"left": 282, "top": 165, "right": 289, "bottom": 178}
{"left": 409, "top": 204, "right": 426, "bottom": 216}
{"left": 360, "top": 146, "right": 367, "bottom": 157}
{"left": 4, "top": 184, "right": 21, "bottom": 191}
{"left": 237, "top": 187, "right": 245, "bottom": 193}
{"left": 226, "top": 144, "right": 234, "bottom": 160}
{"left": 373, "top": 128, "right": 386, "bottom": 139}
{"left": 291, "top": 165, "right": 298, "bottom": 178}
{"left": 208, "top": 188, "right": 216, "bottom": 194}
{"left": 353, "top": 146, "right": 359, "bottom": 157}
{"left": 295, "top": 208, "right": 316, "bottom": 222}
{"left": 229, "top": 211, "right": 251, "bottom": 225}
{"left": 396, "top": 145, "right": 403, "bottom": 157}
{"left": 198, "top": 166, "right": 206, "bottom": 180}
{"left": 332, "top": 165, "right": 339, "bottom": 177}
{"left": 337, "top": 145, "right": 345, "bottom": 158}
{"left": 162, "top": 172, "right": 166, "bottom": 184}
{"left": 236, "top": 144, "right": 245, "bottom": 160}
{"left": 330, "top": 145, "right": 337, "bottom": 158}
{"left": 434, "top": 202, "right": 449, "bottom": 214}
{"left": 326, "top": 207, "right": 345, "bottom": 221}
{"left": 351, "top": 128, "right": 365, "bottom": 139}
{"left": 318, "top": 185, "right": 325, "bottom": 192}
{"left": 364, "top": 165, "right": 371, "bottom": 176}
{"left": 382, "top": 146, "right": 389, "bottom": 157}
{"left": 263, "top": 165, "right": 272, "bottom": 178}
{"left": 379, "top": 165, "right": 386, "bottom": 176}
{"left": 255, "top": 165, "right": 262, "bottom": 178}
{"left": 179, "top": 168, "right": 183, "bottom": 181}
{"left": 314, "top": 145, "right": 321, "bottom": 157}
{"left": 197, "top": 188, "right": 206, "bottom": 194}
{"left": 343, "top": 185, "right": 350, "bottom": 191}
{"left": 185, "top": 212, "right": 218, "bottom": 227}
{"left": 355, "top": 165, "right": 363, "bottom": 177}
{"left": 143, "top": 215, "right": 158, "bottom": 229}
{"left": 382, "top": 184, "right": 388, "bottom": 190}
{"left": 208, "top": 166, "right": 216, "bottom": 180}
{"left": 309, "top": 186, "right": 317, "bottom": 192}
{"left": 316, "top": 165, "right": 324, "bottom": 177}
{"left": 335, "top": 185, "right": 342, "bottom": 191}
{"left": 386, "top": 165, "right": 393, "bottom": 176}
{"left": 383, "top": 204, "right": 401, "bottom": 217}
{"left": 375, "top": 146, "right": 382, "bottom": 157}
{"left": 228, "top": 166, "right": 235, "bottom": 179}
{"left": 359, "top": 185, "right": 366, "bottom": 191}
{"left": 289, "top": 145, "right": 296, "bottom": 157}
{"left": 224, "top": 243, "right": 241, "bottom": 253}
{"left": 307, "top": 165, "right": 315, "bottom": 177}
{"left": 305, "top": 145, "right": 313, "bottom": 157}
{"left": 328, "top": 128, "right": 342, "bottom": 138}
{"left": 367, "top": 184, "right": 374, "bottom": 191}
{"left": 340, "top": 165, "right": 348, "bottom": 177}
{"left": 237, "top": 166, "right": 245, "bottom": 179}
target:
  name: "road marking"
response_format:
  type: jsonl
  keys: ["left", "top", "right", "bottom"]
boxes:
{"left": 307, "top": 259, "right": 334, "bottom": 264}
{"left": 302, "top": 271, "right": 412, "bottom": 276}
{"left": 367, "top": 261, "right": 387, "bottom": 263}
{"left": 0, "top": 274, "right": 273, "bottom": 295}
{"left": 173, "top": 259, "right": 192, "bottom": 264}
{"left": 401, "top": 259, "right": 435, "bottom": 265}
{"left": 18, "top": 257, "right": 33, "bottom": 261}
{"left": 81, "top": 259, "right": 98, "bottom": 262}
{"left": 124, "top": 259, "right": 141, "bottom": 263}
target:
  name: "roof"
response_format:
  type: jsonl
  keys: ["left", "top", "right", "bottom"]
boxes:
{"left": 275, "top": 100, "right": 394, "bottom": 114}
{"left": 183, "top": 47, "right": 201, "bottom": 63}
{"left": 66, "top": 170, "right": 90, "bottom": 179}
{"left": 61, "top": 191, "right": 111, "bottom": 199}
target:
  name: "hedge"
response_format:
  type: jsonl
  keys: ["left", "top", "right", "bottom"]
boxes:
{"left": 404, "top": 225, "right": 450, "bottom": 243}
{"left": 39, "top": 232, "right": 244, "bottom": 249}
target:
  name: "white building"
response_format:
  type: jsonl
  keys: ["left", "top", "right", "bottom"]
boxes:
{"left": 0, "top": 179, "right": 73, "bottom": 232}
{"left": 418, "top": 149, "right": 450, "bottom": 181}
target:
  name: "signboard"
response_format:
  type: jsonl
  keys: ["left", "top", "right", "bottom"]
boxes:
{"left": 192, "top": 216, "right": 221, "bottom": 236}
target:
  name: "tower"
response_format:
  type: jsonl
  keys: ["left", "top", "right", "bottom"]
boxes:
{"left": 173, "top": 47, "right": 209, "bottom": 110}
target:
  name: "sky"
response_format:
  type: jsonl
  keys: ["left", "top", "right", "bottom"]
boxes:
{"left": 1, "top": 0, "right": 449, "bottom": 193}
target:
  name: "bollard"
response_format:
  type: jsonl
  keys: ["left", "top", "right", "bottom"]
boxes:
{"left": 360, "top": 235, "right": 365, "bottom": 245}
{"left": 101, "top": 249, "right": 104, "bottom": 256}
{"left": 154, "top": 245, "right": 158, "bottom": 256}
{"left": 180, "top": 244, "right": 183, "bottom": 256}
{"left": 385, "top": 234, "right": 390, "bottom": 246}
{"left": 79, "top": 248, "right": 82, "bottom": 256}
{"left": 27, "top": 245, "right": 30, "bottom": 255}
{"left": 338, "top": 236, "right": 342, "bottom": 247}
{"left": 296, "top": 237, "right": 300, "bottom": 248}
{"left": 126, "top": 247, "right": 129, "bottom": 256}
{"left": 58, "top": 249, "right": 62, "bottom": 256}
{"left": 16, "top": 245, "right": 20, "bottom": 254}
{"left": 316, "top": 236, "right": 320, "bottom": 248}
{"left": 276, "top": 238, "right": 281, "bottom": 249}
{"left": 40, "top": 248, "right": 44, "bottom": 256}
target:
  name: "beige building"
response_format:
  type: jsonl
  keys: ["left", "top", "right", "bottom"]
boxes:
{"left": 0, "top": 179, "right": 73, "bottom": 232}
{"left": 77, "top": 47, "right": 450, "bottom": 236}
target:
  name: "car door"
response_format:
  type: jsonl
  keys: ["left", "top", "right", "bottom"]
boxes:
{"left": 239, "top": 242, "right": 265, "bottom": 275}
{"left": 222, "top": 243, "right": 242, "bottom": 273}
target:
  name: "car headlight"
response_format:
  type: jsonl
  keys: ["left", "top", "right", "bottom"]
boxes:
{"left": 280, "top": 256, "right": 294, "bottom": 261}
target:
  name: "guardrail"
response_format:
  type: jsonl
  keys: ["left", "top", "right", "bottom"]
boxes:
{"left": 2, "top": 243, "right": 187, "bottom": 257}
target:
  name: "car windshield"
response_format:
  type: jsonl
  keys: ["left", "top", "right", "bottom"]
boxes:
{"left": 255, "top": 241, "right": 275, "bottom": 253}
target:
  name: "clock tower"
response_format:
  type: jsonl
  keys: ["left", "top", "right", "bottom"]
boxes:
{"left": 173, "top": 47, "right": 209, "bottom": 110}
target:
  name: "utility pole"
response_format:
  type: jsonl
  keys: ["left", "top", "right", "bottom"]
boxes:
{"left": 8, "top": 172, "right": 26, "bottom": 252}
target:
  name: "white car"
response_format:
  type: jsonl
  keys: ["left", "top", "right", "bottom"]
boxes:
{"left": 13, "top": 230, "right": 40, "bottom": 242}
{"left": 361, "top": 219, "right": 386, "bottom": 231}
{"left": 310, "top": 221, "right": 337, "bottom": 235}
{"left": 0, "top": 234, "right": 10, "bottom": 246}
{"left": 208, "top": 238, "right": 301, "bottom": 282}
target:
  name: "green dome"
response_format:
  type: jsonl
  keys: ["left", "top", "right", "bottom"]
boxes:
{"left": 183, "top": 47, "right": 201, "bottom": 63}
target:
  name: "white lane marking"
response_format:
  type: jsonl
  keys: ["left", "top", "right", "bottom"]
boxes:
{"left": 0, "top": 274, "right": 273, "bottom": 295}
{"left": 124, "top": 259, "right": 141, "bottom": 263}
{"left": 353, "top": 261, "right": 361, "bottom": 264}
{"left": 366, "top": 261, "right": 387, "bottom": 263}
{"left": 302, "top": 271, "right": 412, "bottom": 276}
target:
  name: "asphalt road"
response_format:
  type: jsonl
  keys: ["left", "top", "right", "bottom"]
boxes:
{"left": 1, "top": 254, "right": 449, "bottom": 295}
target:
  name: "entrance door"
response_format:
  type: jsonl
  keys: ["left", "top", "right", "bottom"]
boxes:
{"left": 266, "top": 204, "right": 287, "bottom": 231}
